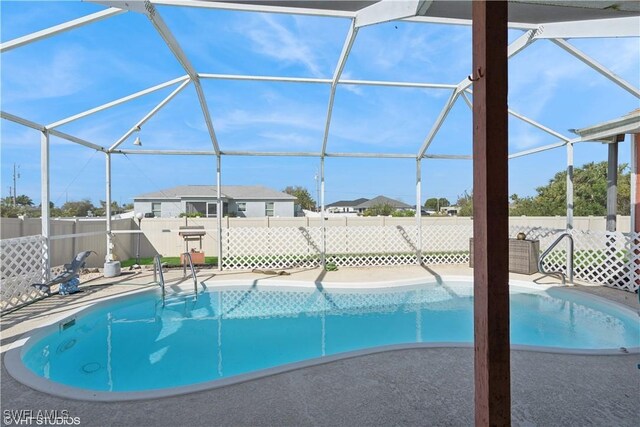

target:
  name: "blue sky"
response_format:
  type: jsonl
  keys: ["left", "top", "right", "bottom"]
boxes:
{"left": 1, "top": 1, "right": 639, "bottom": 209}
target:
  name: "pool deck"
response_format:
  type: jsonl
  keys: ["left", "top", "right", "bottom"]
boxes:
{"left": 1, "top": 265, "right": 638, "bottom": 426}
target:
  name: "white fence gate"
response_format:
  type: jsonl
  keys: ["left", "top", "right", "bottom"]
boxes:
{"left": 1, "top": 235, "right": 48, "bottom": 312}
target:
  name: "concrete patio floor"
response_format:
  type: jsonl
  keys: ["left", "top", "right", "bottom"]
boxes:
{"left": 1, "top": 265, "right": 638, "bottom": 426}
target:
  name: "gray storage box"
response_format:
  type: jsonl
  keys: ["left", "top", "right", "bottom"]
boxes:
{"left": 469, "top": 238, "right": 540, "bottom": 275}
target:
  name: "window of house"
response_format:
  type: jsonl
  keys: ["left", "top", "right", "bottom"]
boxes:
{"left": 265, "top": 202, "right": 274, "bottom": 217}
{"left": 237, "top": 202, "right": 246, "bottom": 213}
{"left": 207, "top": 203, "right": 217, "bottom": 218}
{"left": 151, "top": 202, "right": 161, "bottom": 217}
{"left": 186, "top": 202, "right": 206, "bottom": 216}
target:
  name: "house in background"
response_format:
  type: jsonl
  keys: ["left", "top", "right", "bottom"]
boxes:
{"left": 326, "top": 198, "right": 369, "bottom": 213}
{"left": 133, "top": 185, "right": 296, "bottom": 218}
{"left": 354, "top": 196, "right": 412, "bottom": 214}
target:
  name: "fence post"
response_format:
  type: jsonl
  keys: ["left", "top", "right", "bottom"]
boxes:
{"left": 416, "top": 158, "right": 423, "bottom": 265}
{"left": 216, "top": 155, "right": 223, "bottom": 271}
{"left": 40, "top": 130, "right": 51, "bottom": 281}
{"left": 320, "top": 157, "right": 326, "bottom": 268}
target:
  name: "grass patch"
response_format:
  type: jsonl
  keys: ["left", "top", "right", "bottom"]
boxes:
{"left": 120, "top": 256, "right": 218, "bottom": 267}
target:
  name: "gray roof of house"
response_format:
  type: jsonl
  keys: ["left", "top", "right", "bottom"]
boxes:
{"left": 134, "top": 185, "right": 296, "bottom": 201}
{"left": 354, "top": 195, "right": 412, "bottom": 209}
{"left": 326, "top": 198, "right": 369, "bottom": 208}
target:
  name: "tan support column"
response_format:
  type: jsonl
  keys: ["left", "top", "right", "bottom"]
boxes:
{"left": 472, "top": 1, "right": 511, "bottom": 425}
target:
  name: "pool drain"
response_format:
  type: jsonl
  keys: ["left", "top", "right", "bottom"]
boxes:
{"left": 82, "top": 362, "right": 101, "bottom": 373}
{"left": 56, "top": 339, "right": 76, "bottom": 353}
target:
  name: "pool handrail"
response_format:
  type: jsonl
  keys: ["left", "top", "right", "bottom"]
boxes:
{"left": 182, "top": 252, "right": 199, "bottom": 299}
{"left": 538, "top": 232, "right": 574, "bottom": 285}
{"left": 153, "top": 254, "right": 166, "bottom": 307}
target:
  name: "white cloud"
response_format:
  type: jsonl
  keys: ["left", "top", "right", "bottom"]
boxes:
{"left": 242, "top": 15, "right": 326, "bottom": 77}
{"left": 3, "top": 45, "right": 92, "bottom": 102}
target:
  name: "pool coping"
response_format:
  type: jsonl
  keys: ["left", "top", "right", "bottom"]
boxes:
{"left": 5, "top": 276, "right": 639, "bottom": 402}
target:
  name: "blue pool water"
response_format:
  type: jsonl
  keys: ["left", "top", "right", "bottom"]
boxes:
{"left": 21, "top": 281, "right": 639, "bottom": 393}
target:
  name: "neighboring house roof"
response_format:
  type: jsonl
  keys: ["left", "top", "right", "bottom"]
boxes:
{"left": 326, "top": 198, "right": 369, "bottom": 208}
{"left": 134, "top": 185, "right": 296, "bottom": 201}
{"left": 354, "top": 195, "right": 412, "bottom": 209}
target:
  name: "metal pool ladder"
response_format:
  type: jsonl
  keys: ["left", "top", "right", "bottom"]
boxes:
{"left": 153, "top": 254, "right": 166, "bottom": 307}
{"left": 181, "top": 252, "right": 199, "bottom": 299}
{"left": 538, "top": 232, "right": 574, "bottom": 285}
{"left": 153, "top": 253, "right": 199, "bottom": 307}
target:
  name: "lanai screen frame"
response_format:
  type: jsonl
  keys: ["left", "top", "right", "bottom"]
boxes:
{"left": 1, "top": 0, "right": 638, "bottom": 270}
{"left": 2, "top": 2, "right": 640, "bottom": 425}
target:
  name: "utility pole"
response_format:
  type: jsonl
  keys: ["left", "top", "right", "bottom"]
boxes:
{"left": 12, "top": 164, "right": 20, "bottom": 206}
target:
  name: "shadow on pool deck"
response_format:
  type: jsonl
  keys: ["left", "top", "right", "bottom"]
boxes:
{"left": 1, "top": 347, "right": 638, "bottom": 427}
{"left": 1, "top": 265, "right": 638, "bottom": 426}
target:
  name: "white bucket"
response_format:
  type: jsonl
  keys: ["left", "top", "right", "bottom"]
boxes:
{"left": 103, "top": 261, "right": 121, "bottom": 278}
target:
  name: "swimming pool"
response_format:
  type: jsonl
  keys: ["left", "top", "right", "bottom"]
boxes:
{"left": 6, "top": 278, "right": 639, "bottom": 401}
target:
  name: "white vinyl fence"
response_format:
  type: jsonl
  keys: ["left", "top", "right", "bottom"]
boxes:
{"left": 1, "top": 218, "right": 638, "bottom": 313}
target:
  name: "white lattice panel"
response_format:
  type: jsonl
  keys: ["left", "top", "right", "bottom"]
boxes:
{"left": 1, "top": 235, "right": 47, "bottom": 312}
{"left": 626, "top": 233, "right": 640, "bottom": 293}
{"left": 325, "top": 225, "right": 418, "bottom": 267}
{"left": 222, "top": 227, "right": 322, "bottom": 270}
{"left": 220, "top": 224, "right": 638, "bottom": 293}
{"left": 421, "top": 224, "right": 473, "bottom": 264}
{"left": 571, "top": 230, "right": 637, "bottom": 292}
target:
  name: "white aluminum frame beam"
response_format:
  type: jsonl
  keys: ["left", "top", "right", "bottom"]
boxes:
{"left": 93, "top": 1, "right": 221, "bottom": 154}
{"left": 198, "top": 73, "right": 457, "bottom": 90}
{"left": 417, "top": 89, "right": 458, "bottom": 158}
{"left": 416, "top": 158, "right": 422, "bottom": 264}
{"left": 47, "top": 75, "right": 189, "bottom": 129}
{"left": 461, "top": 92, "right": 571, "bottom": 142}
{"left": 423, "top": 154, "right": 472, "bottom": 160}
{"left": 114, "top": 149, "right": 431, "bottom": 159}
{"left": 49, "top": 129, "right": 107, "bottom": 152}
{"left": 116, "top": 149, "right": 216, "bottom": 155}
{"left": 551, "top": 39, "right": 640, "bottom": 99}
{"left": 355, "top": 0, "right": 431, "bottom": 28}
{"left": 216, "top": 155, "right": 222, "bottom": 271}
{"left": 1, "top": 111, "right": 45, "bottom": 131}
{"left": 534, "top": 16, "right": 640, "bottom": 39}
{"left": 109, "top": 78, "right": 191, "bottom": 152}
{"left": 41, "top": 130, "right": 51, "bottom": 281}
{"left": 151, "top": 0, "right": 540, "bottom": 30}
{"left": 321, "top": 20, "right": 358, "bottom": 156}
{"left": 418, "top": 30, "right": 537, "bottom": 158}
{"left": 0, "top": 7, "right": 126, "bottom": 53}
{"left": 151, "top": 0, "right": 356, "bottom": 18}
{"left": 456, "top": 30, "right": 537, "bottom": 94}
{"left": 508, "top": 140, "right": 570, "bottom": 159}
{"left": 199, "top": 74, "right": 331, "bottom": 85}
{"left": 566, "top": 141, "right": 574, "bottom": 230}
{"left": 105, "top": 152, "right": 113, "bottom": 261}
{"left": 1, "top": 111, "right": 107, "bottom": 151}
{"left": 405, "top": 15, "right": 537, "bottom": 30}
{"left": 340, "top": 79, "right": 456, "bottom": 90}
